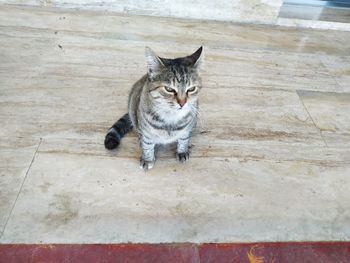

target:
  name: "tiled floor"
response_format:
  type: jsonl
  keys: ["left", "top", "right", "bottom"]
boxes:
{"left": 0, "top": 5, "right": 349, "bottom": 243}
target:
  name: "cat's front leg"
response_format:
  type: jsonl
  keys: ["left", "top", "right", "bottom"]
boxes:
{"left": 177, "top": 136, "right": 191, "bottom": 163}
{"left": 140, "top": 137, "right": 156, "bottom": 171}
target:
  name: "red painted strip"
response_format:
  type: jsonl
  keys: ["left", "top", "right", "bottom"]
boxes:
{"left": 0, "top": 244, "right": 199, "bottom": 263}
{"left": 0, "top": 243, "right": 349, "bottom": 263}
{"left": 199, "top": 243, "right": 350, "bottom": 263}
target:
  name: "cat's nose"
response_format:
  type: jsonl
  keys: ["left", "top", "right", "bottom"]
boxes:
{"left": 177, "top": 98, "right": 187, "bottom": 108}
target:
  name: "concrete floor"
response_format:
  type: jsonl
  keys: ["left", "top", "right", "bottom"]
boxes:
{"left": 0, "top": 5, "right": 350, "bottom": 243}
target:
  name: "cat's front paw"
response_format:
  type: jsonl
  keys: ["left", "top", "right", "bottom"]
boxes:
{"left": 140, "top": 158, "right": 155, "bottom": 171}
{"left": 177, "top": 152, "right": 190, "bottom": 163}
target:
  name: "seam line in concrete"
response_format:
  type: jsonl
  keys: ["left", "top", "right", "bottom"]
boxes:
{"left": 296, "top": 90, "right": 328, "bottom": 148}
{"left": 319, "top": 59, "right": 345, "bottom": 93}
{"left": 0, "top": 138, "right": 43, "bottom": 239}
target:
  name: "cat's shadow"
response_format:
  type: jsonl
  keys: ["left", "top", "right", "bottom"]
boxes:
{"left": 155, "top": 143, "right": 178, "bottom": 159}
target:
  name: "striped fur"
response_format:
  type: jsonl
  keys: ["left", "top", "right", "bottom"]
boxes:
{"left": 104, "top": 113, "right": 133, "bottom": 150}
{"left": 105, "top": 47, "right": 203, "bottom": 170}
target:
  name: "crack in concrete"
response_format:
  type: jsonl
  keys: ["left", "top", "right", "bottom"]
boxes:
{"left": 296, "top": 90, "right": 329, "bottom": 147}
{"left": 0, "top": 138, "right": 43, "bottom": 239}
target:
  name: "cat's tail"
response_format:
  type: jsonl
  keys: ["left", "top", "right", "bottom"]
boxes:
{"left": 104, "top": 113, "right": 133, "bottom": 150}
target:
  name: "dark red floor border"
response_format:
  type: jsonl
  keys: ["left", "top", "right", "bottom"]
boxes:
{"left": 1, "top": 243, "right": 350, "bottom": 263}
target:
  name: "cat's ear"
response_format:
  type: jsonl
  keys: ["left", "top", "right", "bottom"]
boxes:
{"left": 145, "top": 47, "right": 164, "bottom": 78}
{"left": 187, "top": 46, "right": 203, "bottom": 69}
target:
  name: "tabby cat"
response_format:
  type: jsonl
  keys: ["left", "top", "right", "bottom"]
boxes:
{"left": 104, "top": 47, "right": 203, "bottom": 170}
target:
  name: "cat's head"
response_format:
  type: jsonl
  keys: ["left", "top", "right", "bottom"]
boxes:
{"left": 145, "top": 47, "right": 203, "bottom": 111}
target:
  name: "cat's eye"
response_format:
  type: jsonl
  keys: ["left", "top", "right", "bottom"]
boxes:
{"left": 186, "top": 86, "right": 197, "bottom": 93}
{"left": 164, "top": 86, "right": 176, "bottom": 93}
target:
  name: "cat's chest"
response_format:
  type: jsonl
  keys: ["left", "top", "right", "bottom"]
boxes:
{"left": 141, "top": 110, "right": 194, "bottom": 143}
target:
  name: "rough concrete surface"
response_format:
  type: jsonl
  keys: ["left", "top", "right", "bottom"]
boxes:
{"left": 0, "top": 5, "right": 349, "bottom": 243}
{"left": 1, "top": 0, "right": 283, "bottom": 23}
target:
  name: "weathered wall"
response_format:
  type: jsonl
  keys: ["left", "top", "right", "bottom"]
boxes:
{"left": 0, "top": 0, "right": 283, "bottom": 24}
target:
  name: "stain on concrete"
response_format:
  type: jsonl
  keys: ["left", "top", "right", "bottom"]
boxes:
{"left": 39, "top": 181, "right": 52, "bottom": 193}
{"left": 168, "top": 203, "right": 192, "bottom": 217}
{"left": 176, "top": 186, "right": 185, "bottom": 198}
{"left": 218, "top": 127, "right": 297, "bottom": 140}
{"left": 45, "top": 193, "right": 78, "bottom": 225}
